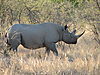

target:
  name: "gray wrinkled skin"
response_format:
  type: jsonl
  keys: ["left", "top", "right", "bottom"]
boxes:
{"left": 5, "top": 22, "right": 85, "bottom": 56}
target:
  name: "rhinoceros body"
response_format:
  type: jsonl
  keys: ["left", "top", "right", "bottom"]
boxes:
{"left": 6, "top": 22, "right": 84, "bottom": 56}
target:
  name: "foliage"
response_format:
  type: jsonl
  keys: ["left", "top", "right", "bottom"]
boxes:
{"left": 0, "top": 0, "right": 100, "bottom": 42}
{"left": 0, "top": 0, "right": 100, "bottom": 40}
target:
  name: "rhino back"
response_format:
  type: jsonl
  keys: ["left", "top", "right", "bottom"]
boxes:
{"left": 8, "top": 23, "right": 63, "bottom": 49}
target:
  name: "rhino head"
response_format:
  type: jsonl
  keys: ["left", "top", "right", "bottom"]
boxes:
{"left": 62, "top": 25, "right": 85, "bottom": 44}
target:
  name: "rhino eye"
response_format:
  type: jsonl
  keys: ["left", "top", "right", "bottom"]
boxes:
{"left": 69, "top": 34, "right": 72, "bottom": 37}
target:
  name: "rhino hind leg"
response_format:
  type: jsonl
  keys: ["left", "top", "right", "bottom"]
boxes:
{"left": 9, "top": 40, "right": 20, "bottom": 52}
{"left": 11, "top": 45, "right": 18, "bottom": 52}
{"left": 45, "top": 43, "right": 58, "bottom": 56}
{"left": 10, "top": 32, "right": 22, "bottom": 52}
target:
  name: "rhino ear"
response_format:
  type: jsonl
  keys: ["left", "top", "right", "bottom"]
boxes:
{"left": 64, "top": 25, "right": 68, "bottom": 30}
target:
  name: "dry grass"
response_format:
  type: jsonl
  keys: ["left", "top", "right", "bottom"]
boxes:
{"left": 0, "top": 0, "right": 100, "bottom": 74}
{"left": 0, "top": 45, "right": 100, "bottom": 75}
{"left": 0, "top": 31, "right": 100, "bottom": 75}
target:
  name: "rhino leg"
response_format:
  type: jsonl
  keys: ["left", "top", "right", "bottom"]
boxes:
{"left": 45, "top": 43, "right": 58, "bottom": 56}
{"left": 11, "top": 45, "right": 18, "bottom": 52}
{"left": 10, "top": 32, "right": 21, "bottom": 52}
{"left": 45, "top": 48, "right": 50, "bottom": 56}
{"left": 9, "top": 41, "right": 19, "bottom": 52}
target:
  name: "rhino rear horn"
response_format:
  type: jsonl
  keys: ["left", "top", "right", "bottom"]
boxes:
{"left": 71, "top": 30, "right": 76, "bottom": 34}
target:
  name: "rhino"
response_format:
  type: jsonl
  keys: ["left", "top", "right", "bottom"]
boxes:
{"left": 5, "top": 22, "right": 85, "bottom": 56}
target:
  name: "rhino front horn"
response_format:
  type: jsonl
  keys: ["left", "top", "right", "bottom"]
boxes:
{"left": 76, "top": 31, "right": 85, "bottom": 38}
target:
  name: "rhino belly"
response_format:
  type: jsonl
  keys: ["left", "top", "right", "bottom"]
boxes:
{"left": 22, "top": 43, "right": 44, "bottom": 49}
{"left": 21, "top": 34, "right": 44, "bottom": 49}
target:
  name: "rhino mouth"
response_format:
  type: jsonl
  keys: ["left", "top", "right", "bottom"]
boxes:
{"left": 65, "top": 41, "right": 77, "bottom": 44}
{"left": 71, "top": 41, "right": 77, "bottom": 44}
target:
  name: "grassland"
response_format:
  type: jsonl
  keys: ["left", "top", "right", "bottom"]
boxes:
{"left": 0, "top": 30, "right": 100, "bottom": 75}
{"left": 0, "top": 0, "right": 100, "bottom": 75}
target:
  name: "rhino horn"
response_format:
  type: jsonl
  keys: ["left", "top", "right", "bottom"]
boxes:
{"left": 76, "top": 31, "right": 85, "bottom": 38}
{"left": 71, "top": 29, "right": 76, "bottom": 34}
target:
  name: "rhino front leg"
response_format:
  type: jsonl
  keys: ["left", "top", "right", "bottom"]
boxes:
{"left": 45, "top": 43, "right": 58, "bottom": 56}
{"left": 45, "top": 48, "right": 50, "bottom": 56}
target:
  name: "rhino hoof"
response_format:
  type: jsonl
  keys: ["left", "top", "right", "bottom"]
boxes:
{"left": 54, "top": 52, "right": 58, "bottom": 56}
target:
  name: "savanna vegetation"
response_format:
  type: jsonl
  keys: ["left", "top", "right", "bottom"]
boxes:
{"left": 0, "top": 0, "right": 100, "bottom": 75}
